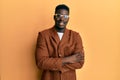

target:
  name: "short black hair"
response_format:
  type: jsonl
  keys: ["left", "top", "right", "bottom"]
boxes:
{"left": 55, "top": 4, "right": 69, "bottom": 14}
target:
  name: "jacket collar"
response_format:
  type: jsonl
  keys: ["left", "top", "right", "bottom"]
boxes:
{"left": 50, "top": 26, "right": 69, "bottom": 45}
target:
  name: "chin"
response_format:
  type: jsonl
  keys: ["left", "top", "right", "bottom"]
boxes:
{"left": 59, "top": 26, "right": 65, "bottom": 29}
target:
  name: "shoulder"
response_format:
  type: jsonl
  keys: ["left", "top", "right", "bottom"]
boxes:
{"left": 38, "top": 27, "right": 52, "bottom": 36}
{"left": 67, "top": 28, "right": 80, "bottom": 36}
{"left": 67, "top": 28, "right": 83, "bottom": 41}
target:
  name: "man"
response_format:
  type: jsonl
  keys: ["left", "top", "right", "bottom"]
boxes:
{"left": 35, "top": 4, "right": 84, "bottom": 80}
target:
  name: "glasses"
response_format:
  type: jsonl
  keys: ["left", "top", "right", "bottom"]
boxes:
{"left": 55, "top": 14, "right": 69, "bottom": 19}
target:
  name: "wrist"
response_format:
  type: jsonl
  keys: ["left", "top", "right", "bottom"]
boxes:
{"left": 62, "top": 57, "right": 70, "bottom": 65}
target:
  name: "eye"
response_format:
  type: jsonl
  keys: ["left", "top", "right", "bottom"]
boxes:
{"left": 57, "top": 14, "right": 61, "bottom": 17}
{"left": 55, "top": 14, "right": 61, "bottom": 18}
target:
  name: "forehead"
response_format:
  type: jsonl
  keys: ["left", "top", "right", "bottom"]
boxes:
{"left": 56, "top": 9, "right": 69, "bottom": 15}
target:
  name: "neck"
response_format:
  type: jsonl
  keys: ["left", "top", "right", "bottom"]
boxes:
{"left": 54, "top": 26, "right": 65, "bottom": 32}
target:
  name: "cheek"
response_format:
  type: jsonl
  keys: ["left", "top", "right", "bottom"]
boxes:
{"left": 54, "top": 17, "right": 60, "bottom": 21}
{"left": 64, "top": 18, "right": 69, "bottom": 22}
{"left": 64, "top": 19, "right": 69, "bottom": 23}
{"left": 67, "top": 18, "right": 69, "bottom": 22}
{"left": 56, "top": 18, "right": 60, "bottom": 21}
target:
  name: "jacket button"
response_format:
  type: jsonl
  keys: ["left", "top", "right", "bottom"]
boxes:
{"left": 59, "top": 54, "right": 62, "bottom": 57}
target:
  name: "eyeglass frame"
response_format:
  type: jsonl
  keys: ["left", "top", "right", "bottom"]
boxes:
{"left": 54, "top": 14, "right": 69, "bottom": 19}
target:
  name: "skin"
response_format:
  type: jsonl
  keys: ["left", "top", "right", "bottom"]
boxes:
{"left": 63, "top": 53, "right": 84, "bottom": 65}
{"left": 54, "top": 9, "right": 83, "bottom": 65}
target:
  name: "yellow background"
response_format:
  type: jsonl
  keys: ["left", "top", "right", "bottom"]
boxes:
{"left": 1, "top": 0, "right": 120, "bottom": 80}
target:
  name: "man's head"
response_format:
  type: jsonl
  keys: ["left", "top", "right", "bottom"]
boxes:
{"left": 54, "top": 4, "right": 69, "bottom": 31}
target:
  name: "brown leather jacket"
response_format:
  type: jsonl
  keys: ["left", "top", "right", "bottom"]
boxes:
{"left": 35, "top": 27, "right": 84, "bottom": 80}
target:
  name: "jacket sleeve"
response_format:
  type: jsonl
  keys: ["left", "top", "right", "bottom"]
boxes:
{"left": 35, "top": 32, "right": 62, "bottom": 71}
{"left": 61, "top": 33, "right": 85, "bottom": 73}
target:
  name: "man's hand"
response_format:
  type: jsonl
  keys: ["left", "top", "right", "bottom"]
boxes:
{"left": 62, "top": 53, "right": 84, "bottom": 65}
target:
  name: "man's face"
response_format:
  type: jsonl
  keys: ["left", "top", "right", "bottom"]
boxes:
{"left": 54, "top": 9, "right": 69, "bottom": 29}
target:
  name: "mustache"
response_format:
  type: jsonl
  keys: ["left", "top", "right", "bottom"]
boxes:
{"left": 57, "top": 21, "right": 67, "bottom": 24}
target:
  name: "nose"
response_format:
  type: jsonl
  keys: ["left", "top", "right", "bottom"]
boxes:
{"left": 59, "top": 17, "right": 64, "bottom": 21}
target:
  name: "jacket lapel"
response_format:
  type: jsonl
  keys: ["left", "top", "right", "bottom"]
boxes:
{"left": 50, "top": 27, "right": 60, "bottom": 45}
{"left": 59, "top": 28, "right": 69, "bottom": 46}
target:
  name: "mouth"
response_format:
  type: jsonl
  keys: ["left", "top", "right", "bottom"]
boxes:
{"left": 59, "top": 22, "right": 64, "bottom": 25}
{"left": 58, "top": 22, "right": 66, "bottom": 26}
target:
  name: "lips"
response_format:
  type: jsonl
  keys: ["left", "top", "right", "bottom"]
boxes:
{"left": 59, "top": 22, "right": 64, "bottom": 25}
{"left": 58, "top": 22, "right": 65, "bottom": 26}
